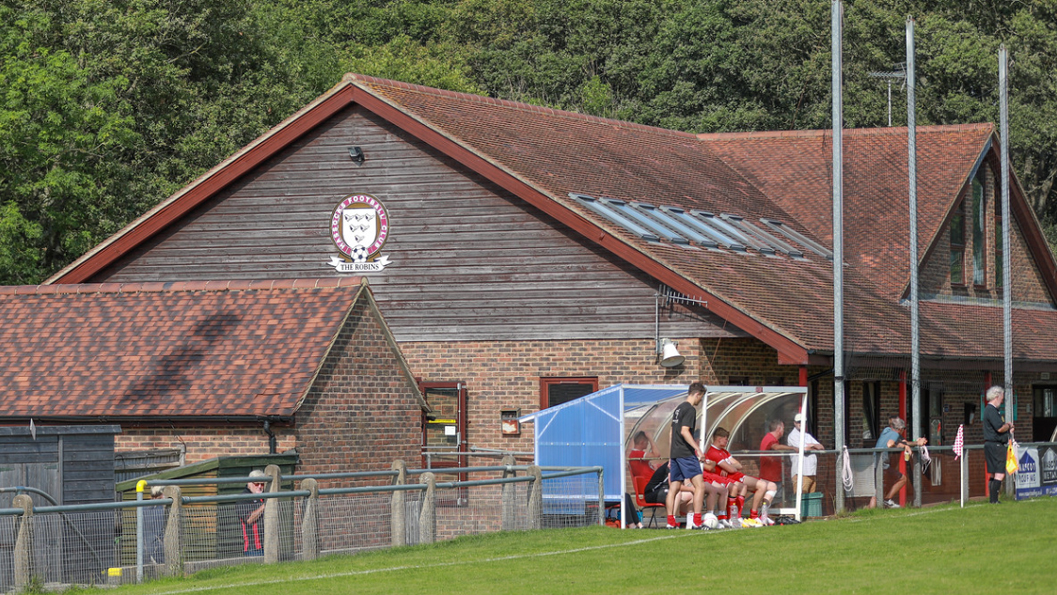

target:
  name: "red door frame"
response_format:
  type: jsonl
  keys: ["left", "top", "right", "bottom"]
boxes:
{"left": 419, "top": 381, "right": 468, "bottom": 478}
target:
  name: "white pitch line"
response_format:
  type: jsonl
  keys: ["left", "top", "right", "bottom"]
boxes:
{"left": 142, "top": 531, "right": 707, "bottom": 595}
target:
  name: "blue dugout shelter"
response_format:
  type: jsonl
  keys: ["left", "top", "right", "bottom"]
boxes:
{"left": 519, "top": 384, "right": 809, "bottom": 526}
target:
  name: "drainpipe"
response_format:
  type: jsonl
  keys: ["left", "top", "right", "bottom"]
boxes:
{"left": 263, "top": 420, "right": 277, "bottom": 454}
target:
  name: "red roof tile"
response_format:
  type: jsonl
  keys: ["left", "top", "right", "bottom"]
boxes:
{"left": 0, "top": 278, "right": 397, "bottom": 419}
{"left": 43, "top": 74, "right": 1057, "bottom": 364}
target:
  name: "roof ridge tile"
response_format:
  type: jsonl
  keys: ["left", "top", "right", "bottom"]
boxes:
{"left": 347, "top": 72, "right": 699, "bottom": 140}
{"left": 697, "top": 122, "right": 993, "bottom": 141}
{"left": 0, "top": 278, "right": 365, "bottom": 296}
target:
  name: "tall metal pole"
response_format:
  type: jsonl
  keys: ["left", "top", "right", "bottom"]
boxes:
{"left": 1000, "top": 46, "right": 1014, "bottom": 418}
{"left": 906, "top": 17, "right": 923, "bottom": 508}
{"left": 832, "top": 0, "right": 846, "bottom": 513}
{"left": 887, "top": 81, "right": 893, "bottom": 127}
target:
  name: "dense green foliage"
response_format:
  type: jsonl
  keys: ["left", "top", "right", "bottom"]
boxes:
{"left": 3, "top": 0, "right": 1057, "bottom": 284}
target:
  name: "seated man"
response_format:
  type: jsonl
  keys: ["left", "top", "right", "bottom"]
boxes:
{"left": 645, "top": 461, "right": 727, "bottom": 527}
{"left": 644, "top": 461, "right": 693, "bottom": 515}
{"left": 706, "top": 427, "right": 778, "bottom": 526}
{"left": 628, "top": 430, "right": 660, "bottom": 480}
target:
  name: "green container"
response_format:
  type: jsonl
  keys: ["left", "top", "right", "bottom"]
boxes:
{"left": 800, "top": 492, "right": 823, "bottom": 518}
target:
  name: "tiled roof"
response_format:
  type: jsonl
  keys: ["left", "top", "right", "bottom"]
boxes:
{"left": 0, "top": 278, "right": 410, "bottom": 419}
{"left": 698, "top": 125, "right": 994, "bottom": 300}
{"left": 43, "top": 74, "right": 1057, "bottom": 363}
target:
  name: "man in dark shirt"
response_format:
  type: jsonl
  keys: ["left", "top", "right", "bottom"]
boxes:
{"left": 667, "top": 382, "right": 706, "bottom": 529}
{"left": 236, "top": 470, "right": 268, "bottom": 556}
{"left": 983, "top": 385, "right": 1014, "bottom": 504}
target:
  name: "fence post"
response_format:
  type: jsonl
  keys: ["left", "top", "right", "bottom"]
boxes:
{"left": 391, "top": 460, "right": 407, "bottom": 547}
{"left": 913, "top": 453, "right": 922, "bottom": 507}
{"left": 136, "top": 480, "right": 145, "bottom": 583}
{"left": 596, "top": 467, "right": 605, "bottom": 527}
{"left": 300, "top": 478, "right": 319, "bottom": 561}
{"left": 501, "top": 455, "right": 517, "bottom": 531}
{"left": 263, "top": 464, "right": 281, "bottom": 564}
{"left": 419, "top": 472, "right": 436, "bottom": 544}
{"left": 162, "top": 485, "right": 182, "bottom": 577}
{"left": 527, "top": 465, "right": 543, "bottom": 530}
{"left": 13, "top": 494, "right": 34, "bottom": 590}
{"left": 874, "top": 452, "right": 884, "bottom": 507}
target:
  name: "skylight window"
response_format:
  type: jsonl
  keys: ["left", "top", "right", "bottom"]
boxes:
{"left": 600, "top": 198, "right": 690, "bottom": 245}
{"left": 570, "top": 193, "right": 659, "bottom": 242}
{"left": 759, "top": 219, "right": 833, "bottom": 259}
{"left": 659, "top": 206, "right": 746, "bottom": 252}
{"left": 696, "top": 213, "right": 773, "bottom": 254}
{"left": 631, "top": 203, "right": 718, "bottom": 248}
{"left": 720, "top": 214, "right": 804, "bottom": 258}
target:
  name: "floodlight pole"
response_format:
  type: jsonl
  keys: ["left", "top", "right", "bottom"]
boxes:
{"left": 831, "top": 0, "right": 846, "bottom": 514}
{"left": 907, "top": 17, "right": 923, "bottom": 508}
{"left": 1000, "top": 46, "right": 1014, "bottom": 417}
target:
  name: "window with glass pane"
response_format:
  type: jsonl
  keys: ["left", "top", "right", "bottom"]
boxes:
{"left": 950, "top": 201, "right": 965, "bottom": 285}
{"left": 972, "top": 176, "right": 986, "bottom": 285}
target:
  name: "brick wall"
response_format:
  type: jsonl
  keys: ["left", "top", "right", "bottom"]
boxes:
{"left": 920, "top": 164, "right": 1051, "bottom": 303}
{"left": 295, "top": 297, "right": 423, "bottom": 480}
{"left": 115, "top": 426, "right": 296, "bottom": 463}
{"left": 116, "top": 297, "right": 423, "bottom": 479}
{"left": 401, "top": 338, "right": 702, "bottom": 452}
{"left": 699, "top": 337, "right": 800, "bottom": 385}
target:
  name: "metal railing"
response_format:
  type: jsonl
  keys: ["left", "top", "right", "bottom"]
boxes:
{"left": 0, "top": 460, "right": 603, "bottom": 591}
{"left": 626, "top": 442, "right": 1057, "bottom": 517}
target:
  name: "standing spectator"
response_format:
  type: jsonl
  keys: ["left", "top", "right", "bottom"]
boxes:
{"left": 983, "top": 385, "right": 1014, "bottom": 504}
{"left": 666, "top": 382, "right": 707, "bottom": 529}
{"left": 869, "top": 416, "right": 927, "bottom": 508}
{"left": 237, "top": 470, "right": 268, "bottom": 556}
{"left": 760, "top": 419, "right": 796, "bottom": 502}
{"left": 787, "top": 413, "right": 825, "bottom": 493}
{"left": 143, "top": 486, "right": 167, "bottom": 565}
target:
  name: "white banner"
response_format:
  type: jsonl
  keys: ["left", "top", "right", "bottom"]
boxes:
{"left": 327, "top": 255, "right": 391, "bottom": 274}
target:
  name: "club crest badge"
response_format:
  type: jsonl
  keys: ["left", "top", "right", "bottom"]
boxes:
{"left": 327, "top": 193, "right": 391, "bottom": 273}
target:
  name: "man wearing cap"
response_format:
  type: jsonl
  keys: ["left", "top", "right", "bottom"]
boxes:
{"left": 787, "top": 413, "right": 824, "bottom": 494}
{"left": 236, "top": 469, "right": 268, "bottom": 556}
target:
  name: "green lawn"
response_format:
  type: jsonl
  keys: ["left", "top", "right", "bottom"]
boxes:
{"left": 76, "top": 498, "right": 1057, "bottom": 595}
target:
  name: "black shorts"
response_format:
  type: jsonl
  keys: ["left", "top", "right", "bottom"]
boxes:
{"left": 985, "top": 441, "right": 1007, "bottom": 474}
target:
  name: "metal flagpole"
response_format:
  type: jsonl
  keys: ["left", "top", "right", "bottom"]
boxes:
{"left": 999, "top": 46, "right": 1013, "bottom": 417}
{"left": 906, "top": 16, "right": 922, "bottom": 508}
{"left": 831, "top": 0, "right": 846, "bottom": 514}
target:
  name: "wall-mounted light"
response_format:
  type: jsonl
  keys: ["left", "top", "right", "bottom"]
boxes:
{"left": 348, "top": 146, "right": 366, "bottom": 164}
{"left": 658, "top": 338, "right": 685, "bottom": 368}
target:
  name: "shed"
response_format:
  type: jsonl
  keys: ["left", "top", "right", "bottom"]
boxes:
{"left": 115, "top": 453, "right": 298, "bottom": 565}
{"left": 0, "top": 425, "right": 121, "bottom": 507}
{"left": 0, "top": 425, "right": 120, "bottom": 590}
{"left": 519, "top": 384, "right": 808, "bottom": 525}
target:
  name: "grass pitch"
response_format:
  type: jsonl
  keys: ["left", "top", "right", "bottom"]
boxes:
{"left": 79, "top": 498, "right": 1057, "bottom": 595}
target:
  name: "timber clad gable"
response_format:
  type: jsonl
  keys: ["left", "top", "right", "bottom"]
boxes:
{"left": 95, "top": 106, "right": 741, "bottom": 343}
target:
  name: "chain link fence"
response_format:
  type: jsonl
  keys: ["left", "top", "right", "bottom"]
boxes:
{"left": 0, "top": 463, "right": 602, "bottom": 591}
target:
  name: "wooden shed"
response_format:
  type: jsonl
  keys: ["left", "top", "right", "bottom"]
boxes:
{"left": 0, "top": 425, "right": 120, "bottom": 507}
{"left": 0, "top": 425, "right": 120, "bottom": 590}
{"left": 115, "top": 454, "right": 298, "bottom": 565}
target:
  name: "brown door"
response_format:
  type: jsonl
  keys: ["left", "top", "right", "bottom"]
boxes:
{"left": 420, "top": 382, "right": 468, "bottom": 505}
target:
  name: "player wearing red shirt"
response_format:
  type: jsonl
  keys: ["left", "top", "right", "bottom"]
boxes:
{"left": 628, "top": 431, "right": 658, "bottom": 480}
{"left": 707, "top": 427, "right": 778, "bottom": 526}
